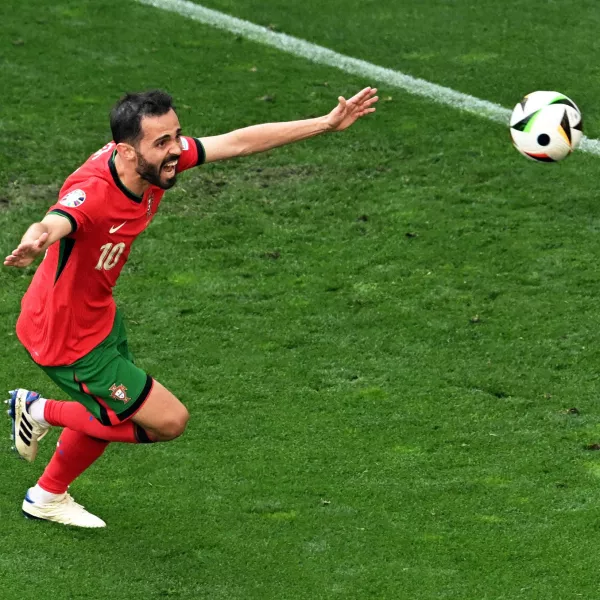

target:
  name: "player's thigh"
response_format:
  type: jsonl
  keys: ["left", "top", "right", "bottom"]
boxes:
{"left": 131, "top": 379, "right": 189, "bottom": 440}
{"left": 41, "top": 349, "right": 151, "bottom": 426}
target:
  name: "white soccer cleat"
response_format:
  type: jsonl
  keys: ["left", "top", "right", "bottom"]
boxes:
{"left": 22, "top": 491, "right": 106, "bottom": 528}
{"left": 5, "top": 388, "right": 49, "bottom": 462}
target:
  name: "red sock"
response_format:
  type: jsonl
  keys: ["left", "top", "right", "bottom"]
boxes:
{"left": 38, "top": 429, "right": 109, "bottom": 494}
{"left": 44, "top": 400, "right": 154, "bottom": 443}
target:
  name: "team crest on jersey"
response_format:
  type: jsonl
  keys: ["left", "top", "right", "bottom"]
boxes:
{"left": 109, "top": 383, "right": 131, "bottom": 404}
{"left": 59, "top": 189, "right": 86, "bottom": 208}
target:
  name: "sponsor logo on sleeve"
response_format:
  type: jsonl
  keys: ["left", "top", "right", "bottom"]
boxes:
{"left": 181, "top": 137, "right": 189, "bottom": 150}
{"left": 59, "top": 189, "right": 86, "bottom": 208}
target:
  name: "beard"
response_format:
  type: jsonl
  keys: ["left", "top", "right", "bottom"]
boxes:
{"left": 135, "top": 150, "right": 178, "bottom": 190}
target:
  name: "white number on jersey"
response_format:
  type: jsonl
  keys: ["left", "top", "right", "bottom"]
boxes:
{"left": 96, "top": 242, "right": 126, "bottom": 271}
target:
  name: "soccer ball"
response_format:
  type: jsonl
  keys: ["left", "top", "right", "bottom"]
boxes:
{"left": 509, "top": 91, "right": 583, "bottom": 162}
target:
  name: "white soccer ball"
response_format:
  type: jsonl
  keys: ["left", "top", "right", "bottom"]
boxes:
{"left": 509, "top": 91, "right": 583, "bottom": 162}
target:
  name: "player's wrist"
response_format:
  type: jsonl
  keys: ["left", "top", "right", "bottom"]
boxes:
{"left": 21, "top": 222, "right": 48, "bottom": 245}
{"left": 319, "top": 115, "right": 337, "bottom": 133}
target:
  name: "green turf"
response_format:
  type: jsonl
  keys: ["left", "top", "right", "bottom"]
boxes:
{"left": 192, "top": 0, "right": 600, "bottom": 133}
{"left": 2, "top": 0, "right": 600, "bottom": 599}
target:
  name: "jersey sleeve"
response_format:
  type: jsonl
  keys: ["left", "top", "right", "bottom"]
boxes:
{"left": 47, "top": 180, "right": 108, "bottom": 238}
{"left": 176, "top": 136, "right": 206, "bottom": 173}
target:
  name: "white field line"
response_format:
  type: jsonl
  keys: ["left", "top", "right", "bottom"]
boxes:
{"left": 137, "top": 0, "right": 600, "bottom": 156}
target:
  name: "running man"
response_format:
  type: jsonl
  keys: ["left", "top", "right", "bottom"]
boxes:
{"left": 4, "top": 87, "right": 378, "bottom": 527}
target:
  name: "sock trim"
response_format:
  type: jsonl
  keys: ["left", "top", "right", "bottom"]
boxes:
{"left": 134, "top": 424, "right": 153, "bottom": 444}
{"left": 28, "top": 484, "right": 63, "bottom": 504}
{"left": 29, "top": 397, "right": 49, "bottom": 426}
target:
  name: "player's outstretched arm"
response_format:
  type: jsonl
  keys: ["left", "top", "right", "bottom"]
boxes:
{"left": 199, "top": 87, "right": 378, "bottom": 163}
{"left": 4, "top": 214, "right": 72, "bottom": 268}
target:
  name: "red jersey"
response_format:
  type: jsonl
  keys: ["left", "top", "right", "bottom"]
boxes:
{"left": 17, "top": 136, "right": 205, "bottom": 366}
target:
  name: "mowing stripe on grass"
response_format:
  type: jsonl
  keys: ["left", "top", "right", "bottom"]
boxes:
{"left": 136, "top": 0, "right": 600, "bottom": 156}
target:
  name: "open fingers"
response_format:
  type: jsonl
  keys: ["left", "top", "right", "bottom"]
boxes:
{"left": 4, "top": 254, "right": 25, "bottom": 267}
{"left": 4, "top": 240, "right": 44, "bottom": 267}
{"left": 15, "top": 242, "right": 36, "bottom": 256}
{"left": 348, "top": 87, "right": 378, "bottom": 105}
{"left": 361, "top": 95, "right": 379, "bottom": 109}
{"left": 359, "top": 107, "right": 377, "bottom": 117}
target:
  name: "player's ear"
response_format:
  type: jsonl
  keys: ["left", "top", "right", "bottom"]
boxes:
{"left": 115, "top": 142, "right": 137, "bottom": 163}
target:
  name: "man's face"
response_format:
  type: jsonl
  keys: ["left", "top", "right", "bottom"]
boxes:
{"left": 134, "top": 109, "right": 183, "bottom": 190}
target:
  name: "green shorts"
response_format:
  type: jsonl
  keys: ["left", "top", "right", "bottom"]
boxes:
{"left": 40, "top": 310, "right": 153, "bottom": 425}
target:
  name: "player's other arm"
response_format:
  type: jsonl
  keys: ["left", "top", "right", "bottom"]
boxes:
{"left": 4, "top": 214, "right": 73, "bottom": 268}
{"left": 200, "top": 87, "right": 378, "bottom": 163}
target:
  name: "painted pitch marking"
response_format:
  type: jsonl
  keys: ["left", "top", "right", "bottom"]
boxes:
{"left": 136, "top": 0, "right": 600, "bottom": 156}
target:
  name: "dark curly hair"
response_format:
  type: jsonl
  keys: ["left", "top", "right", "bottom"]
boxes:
{"left": 110, "top": 90, "right": 176, "bottom": 145}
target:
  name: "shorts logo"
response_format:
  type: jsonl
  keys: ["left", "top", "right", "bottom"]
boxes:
{"left": 59, "top": 189, "right": 86, "bottom": 208}
{"left": 109, "top": 384, "right": 131, "bottom": 404}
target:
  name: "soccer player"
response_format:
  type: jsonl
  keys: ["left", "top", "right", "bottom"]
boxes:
{"left": 4, "top": 87, "right": 378, "bottom": 528}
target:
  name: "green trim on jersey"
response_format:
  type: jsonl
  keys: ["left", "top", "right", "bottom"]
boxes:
{"left": 192, "top": 137, "right": 206, "bottom": 165}
{"left": 55, "top": 237, "right": 76, "bottom": 283}
{"left": 108, "top": 150, "right": 143, "bottom": 203}
{"left": 47, "top": 209, "right": 77, "bottom": 233}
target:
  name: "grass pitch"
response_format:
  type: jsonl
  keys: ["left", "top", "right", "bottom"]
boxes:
{"left": 2, "top": 1, "right": 600, "bottom": 599}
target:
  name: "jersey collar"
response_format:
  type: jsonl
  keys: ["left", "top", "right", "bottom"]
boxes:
{"left": 108, "top": 150, "right": 143, "bottom": 203}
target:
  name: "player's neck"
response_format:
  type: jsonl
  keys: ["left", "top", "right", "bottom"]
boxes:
{"left": 113, "top": 153, "right": 150, "bottom": 197}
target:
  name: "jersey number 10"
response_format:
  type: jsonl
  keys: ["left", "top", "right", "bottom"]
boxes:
{"left": 96, "top": 242, "right": 126, "bottom": 271}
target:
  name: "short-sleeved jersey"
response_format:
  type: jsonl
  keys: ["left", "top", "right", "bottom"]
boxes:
{"left": 17, "top": 136, "right": 205, "bottom": 366}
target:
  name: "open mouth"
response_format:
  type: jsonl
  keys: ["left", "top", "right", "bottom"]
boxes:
{"left": 162, "top": 160, "right": 178, "bottom": 175}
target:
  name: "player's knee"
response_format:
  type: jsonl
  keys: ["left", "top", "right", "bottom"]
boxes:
{"left": 157, "top": 406, "right": 189, "bottom": 440}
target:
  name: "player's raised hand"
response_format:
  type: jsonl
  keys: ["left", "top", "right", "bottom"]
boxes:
{"left": 325, "top": 87, "right": 378, "bottom": 132}
{"left": 4, "top": 232, "right": 48, "bottom": 268}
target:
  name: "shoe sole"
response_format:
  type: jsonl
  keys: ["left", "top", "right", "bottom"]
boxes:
{"left": 6, "top": 390, "right": 16, "bottom": 453}
{"left": 22, "top": 501, "right": 107, "bottom": 528}
{"left": 22, "top": 509, "right": 45, "bottom": 521}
